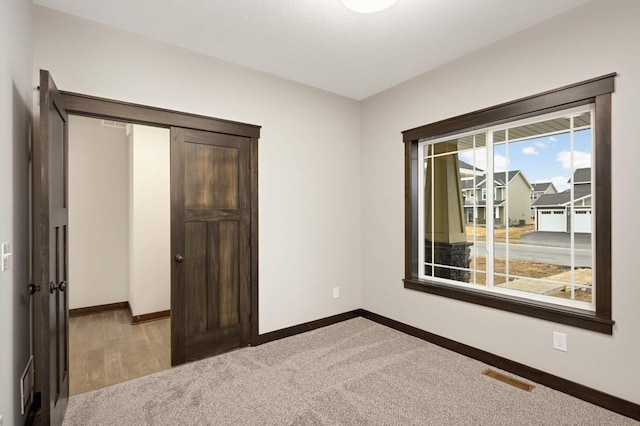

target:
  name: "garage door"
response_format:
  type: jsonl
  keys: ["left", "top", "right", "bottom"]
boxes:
{"left": 573, "top": 209, "right": 592, "bottom": 233}
{"left": 537, "top": 209, "right": 566, "bottom": 232}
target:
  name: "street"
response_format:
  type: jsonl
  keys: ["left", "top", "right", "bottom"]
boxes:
{"left": 472, "top": 241, "right": 592, "bottom": 268}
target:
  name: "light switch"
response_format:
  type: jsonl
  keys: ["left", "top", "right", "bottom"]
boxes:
{"left": 1, "top": 242, "right": 11, "bottom": 272}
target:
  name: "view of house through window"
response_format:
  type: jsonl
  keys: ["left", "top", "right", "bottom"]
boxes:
{"left": 419, "top": 106, "right": 593, "bottom": 310}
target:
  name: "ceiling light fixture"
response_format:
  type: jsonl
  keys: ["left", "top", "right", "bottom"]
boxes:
{"left": 340, "top": 0, "right": 399, "bottom": 13}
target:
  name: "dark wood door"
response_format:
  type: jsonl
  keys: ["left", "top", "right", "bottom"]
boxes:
{"left": 171, "top": 127, "right": 251, "bottom": 364}
{"left": 35, "top": 70, "right": 69, "bottom": 425}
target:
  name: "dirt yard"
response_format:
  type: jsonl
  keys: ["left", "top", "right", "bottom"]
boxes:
{"left": 469, "top": 256, "right": 568, "bottom": 284}
{"left": 466, "top": 225, "right": 533, "bottom": 242}
{"left": 468, "top": 256, "right": 592, "bottom": 302}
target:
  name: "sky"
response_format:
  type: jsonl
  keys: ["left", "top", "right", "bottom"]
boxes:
{"left": 459, "top": 129, "right": 592, "bottom": 192}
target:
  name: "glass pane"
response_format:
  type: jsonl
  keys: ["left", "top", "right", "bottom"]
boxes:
{"left": 423, "top": 137, "right": 485, "bottom": 286}
{"left": 421, "top": 111, "right": 594, "bottom": 304}
{"left": 492, "top": 113, "right": 593, "bottom": 304}
{"left": 457, "top": 139, "right": 486, "bottom": 288}
{"left": 568, "top": 127, "right": 593, "bottom": 302}
{"left": 423, "top": 145, "right": 433, "bottom": 276}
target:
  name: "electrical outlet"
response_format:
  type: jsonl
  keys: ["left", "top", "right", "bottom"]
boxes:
{"left": 553, "top": 331, "right": 567, "bottom": 352}
{"left": 332, "top": 287, "right": 340, "bottom": 299}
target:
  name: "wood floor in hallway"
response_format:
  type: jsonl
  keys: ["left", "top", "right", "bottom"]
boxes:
{"left": 69, "top": 308, "right": 171, "bottom": 395}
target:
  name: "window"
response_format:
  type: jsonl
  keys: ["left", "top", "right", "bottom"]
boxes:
{"left": 403, "top": 74, "right": 615, "bottom": 334}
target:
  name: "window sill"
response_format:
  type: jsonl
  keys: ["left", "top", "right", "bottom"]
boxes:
{"left": 404, "top": 278, "right": 613, "bottom": 334}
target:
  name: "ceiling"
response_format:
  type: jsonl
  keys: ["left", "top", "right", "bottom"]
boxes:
{"left": 33, "top": 0, "right": 590, "bottom": 100}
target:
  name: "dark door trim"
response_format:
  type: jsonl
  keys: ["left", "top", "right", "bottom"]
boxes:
{"left": 60, "top": 91, "right": 260, "bottom": 138}
{"left": 58, "top": 90, "right": 261, "bottom": 348}
{"left": 35, "top": 70, "right": 71, "bottom": 426}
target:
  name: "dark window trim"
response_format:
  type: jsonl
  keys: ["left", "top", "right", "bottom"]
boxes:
{"left": 402, "top": 74, "right": 615, "bottom": 334}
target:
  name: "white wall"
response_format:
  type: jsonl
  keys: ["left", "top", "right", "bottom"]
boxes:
{"left": 128, "top": 124, "right": 171, "bottom": 316}
{"left": 69, "top": 116, "right": 130, "bottom": 309}
{"left": 33, "top": 6, "right": 362, "bottom": 334}
{"left": 361, "top": 0, "right": 640, "bottom": 405}
{"left": 69, "top": 118, "right": 170, "bottom": 315}
{"left": 0, "top": 0, "right": 31, "bottom": 424}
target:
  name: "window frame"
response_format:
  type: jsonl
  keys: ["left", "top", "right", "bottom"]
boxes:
{"left": 418, "top": 104, "right": 594, "bottom": 311}
{"left": 402, "top": 74, "right": 615, "bottom": 334}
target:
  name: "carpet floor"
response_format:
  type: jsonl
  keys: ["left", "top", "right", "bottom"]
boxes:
{"left": 63, "top": 318, "right": 637, "bottom": 425}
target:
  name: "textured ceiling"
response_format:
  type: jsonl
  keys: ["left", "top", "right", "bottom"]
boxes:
{"left": 33, "top": 0, "right": 590, "bottom": 100}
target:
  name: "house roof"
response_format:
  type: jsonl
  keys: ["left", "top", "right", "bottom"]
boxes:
{"left": 460, "top": 179, "right": 476, "bottom": 190}
{"left": 476, "top": 170, "right": 527, "bottom": 188}
{"left": 571, "top": 167, "right": 591, "bottom": 184}
{"left": 533, "top": 183, "right": 591, "bottom": 207}
{"left": 458, "top": 159, "right": 474, "bottom": 170}
{"left": 574, "top": 183, "right": 591, "bottom": 200}
{"left": 532, "top": 182, "right": 553, "bottom": 192}
{"left": 458, "top": 160, "right": 484, "bottom": 173}
{"left": 494, "top": 171, "right": 521, "bottom": 186}
{"left": 533, "top": 192, "right": 570, "bottom": 207}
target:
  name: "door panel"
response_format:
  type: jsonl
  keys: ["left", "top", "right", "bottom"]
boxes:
{"left": 212, "top": 221, "right": 240, "bottom": 328}
{"left": 35, "top": 70, "right": 69, "bottom": 426}
{"left": 184, "top": 143, "right": 239, "bottom": 209}
{"left": 171, "top": 128, "right": 251, "bottom": 365}
{"left": 184, "top": 221, "right": 208, "bottom": 335}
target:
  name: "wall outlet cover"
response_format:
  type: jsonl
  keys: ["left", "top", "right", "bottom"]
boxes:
{"left": 553, "top": 331, "right": 567, "bottom": 352}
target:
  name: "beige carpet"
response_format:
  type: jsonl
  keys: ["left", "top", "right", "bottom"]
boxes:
{"left": 63, "top": 318, "right": 637, "bottom": 425}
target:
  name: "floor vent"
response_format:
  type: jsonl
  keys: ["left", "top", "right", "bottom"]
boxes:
{"left": 482, "top": 368, "right": 535, "bottom": 392}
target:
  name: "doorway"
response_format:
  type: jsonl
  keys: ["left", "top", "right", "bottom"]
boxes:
{"left": 34, "top": 70, "right": 260, "bottom": 425}
{"left": 67, "top": 115, "right": 171, "bottom": 395}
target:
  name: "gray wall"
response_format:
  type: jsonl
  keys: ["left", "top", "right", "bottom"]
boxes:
{"left": 0, "top": 0, "right": 32, "bottom": 424}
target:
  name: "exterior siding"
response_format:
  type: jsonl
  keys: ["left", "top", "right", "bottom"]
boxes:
{"left": 507, "top": 174, "right": 532, "bottom": 226}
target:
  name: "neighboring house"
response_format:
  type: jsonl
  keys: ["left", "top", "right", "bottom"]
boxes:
{"left": 530, "top": 182, "right": 558, "bottom": 219}
{"left": 459, "top": 161, "right": 484, "bottom": 211}
{"left": 462, "top": 170, "right": 533, "bottom": 227}
{"left": 532, "top": 168, "right": 592, "bottom": 233}
{"left": 458, "top": 159, "right": 484, "bottom": 179}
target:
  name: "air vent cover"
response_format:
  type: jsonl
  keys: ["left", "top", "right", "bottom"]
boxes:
{"left": 482, "top": 368, "right": 536, "bottom": 392}
{"left": 101, "top": 119, "right": 126, "bottom": 128}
